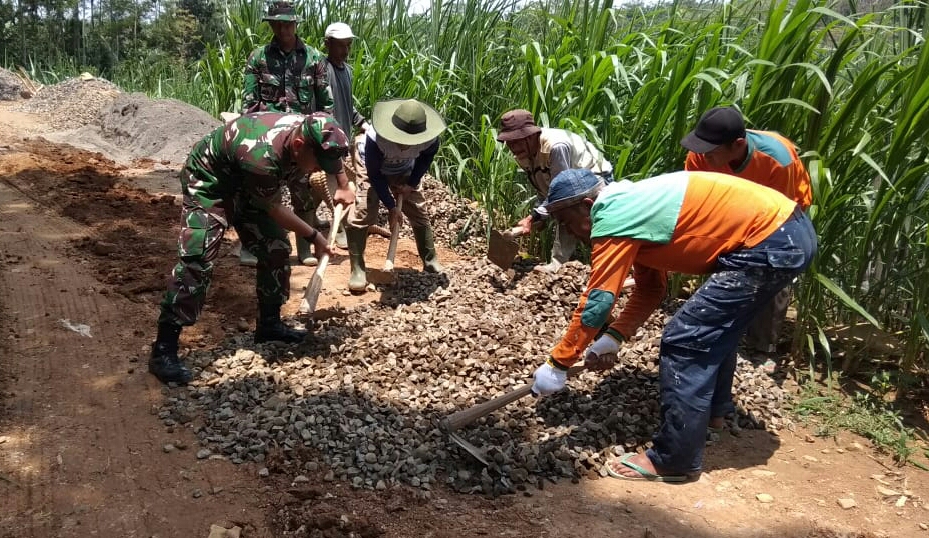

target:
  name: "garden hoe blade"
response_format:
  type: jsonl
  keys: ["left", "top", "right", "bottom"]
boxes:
{"left": 447, "top": 430, "right": 491, "bottom": 467}
{"left": 487, "top": 227, "right": 524, "bottom": 270}
{"left": 299, "top": 203, "right": 345, "bottom": 315}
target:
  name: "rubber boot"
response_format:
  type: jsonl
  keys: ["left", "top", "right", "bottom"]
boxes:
{"left": 346, "top": 226, "right": 368, "bottom": 292}
{"left": 254, "top": 303, "right": 307, "bottom": 344}
{"left": 295, "top": 211, "right": 319, "bottom": 266}
{"left": 148, "top": 323, "right": 193, "bottom": 385}
{"left": 413, "top": 225, "right": 444, "bottom": 273}
{"left": 239, "top": 244, "right": 258, "bottom": 267}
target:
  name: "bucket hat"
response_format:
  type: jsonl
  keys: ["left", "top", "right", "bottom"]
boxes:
{"left": 371, "top": 99, "right": 446, "bottom": 146}
{"left": 496, "top": 109, "right": 542, "bottom": 142}
{"left": 543, "top": 169, "right": 604, "bottom": 213}
{"left": 263, "top": 1, "right": 301, "bottom": 22}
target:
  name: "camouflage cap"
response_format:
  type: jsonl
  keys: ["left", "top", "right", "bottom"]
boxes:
{"left": 302, "top": 112, "right": 349, "bottom": 174}
{"left": 263, "top": 1, "right": 301, "bottom": 22}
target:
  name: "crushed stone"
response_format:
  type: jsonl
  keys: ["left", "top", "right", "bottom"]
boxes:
{"left": 0, "top": 68, "right": 24, "bottom": 101}
{"left": 12, "top": 76, "right": 120, "bottom": 129}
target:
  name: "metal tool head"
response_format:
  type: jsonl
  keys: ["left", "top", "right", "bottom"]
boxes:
{"left": 487, "top": 229, "right": 520, "bottom": 270}
{"left": 447, "top": 430, "right": 490, "bottom": 467}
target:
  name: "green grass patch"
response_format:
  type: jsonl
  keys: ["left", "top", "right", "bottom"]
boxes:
{"left": 793, "top": 371, "right": 928, "bottom": 469}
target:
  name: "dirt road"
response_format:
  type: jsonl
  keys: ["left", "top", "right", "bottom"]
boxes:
{"left": 1, "top": 103, "right": 926, "bottom": 537}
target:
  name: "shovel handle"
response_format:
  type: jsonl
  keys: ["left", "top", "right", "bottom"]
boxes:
{"left": 384, "top": 194, "right": 403, "bottom": 271}
{"left": 439, "top": 364, "right": 586, "bottom": 432}
{"left": 502, "top": 226, "right": 527, "bottom": 240}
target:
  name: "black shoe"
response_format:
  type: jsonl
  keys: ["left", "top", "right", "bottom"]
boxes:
{"left": 148, "top": 342, "right": 193, "bottom": 385}
{"left": 254, "top": 320, "right": 308, "bottom": 344}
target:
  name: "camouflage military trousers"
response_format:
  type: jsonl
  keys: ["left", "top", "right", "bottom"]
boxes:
{"left": 159, "top": 192, "right": 292, "bottom": 327}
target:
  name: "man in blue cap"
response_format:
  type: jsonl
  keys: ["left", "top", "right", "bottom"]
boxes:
{"left": 532, "top": 168, "right": 816, "bottom": 481}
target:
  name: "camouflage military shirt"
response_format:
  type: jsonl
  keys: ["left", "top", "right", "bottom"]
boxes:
{"left": 242, "top": 38, "right": 334, "bottom": 115}
{"left": 183, "top": 112, "right": 343, "bottom": 213}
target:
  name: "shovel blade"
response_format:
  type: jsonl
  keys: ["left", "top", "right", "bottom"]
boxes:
{"left": 487, "top": 229, "right": 519, "bottom": 270}
{"left": 448, "top": 431, "right": 491, "bottom": 467}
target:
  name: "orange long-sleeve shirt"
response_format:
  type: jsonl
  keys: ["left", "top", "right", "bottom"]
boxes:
{"left": 551, "top": 171, "right": 797, "bottom": 366}
{"left": 685, "top": 130, "right": 812, "bottom": 210}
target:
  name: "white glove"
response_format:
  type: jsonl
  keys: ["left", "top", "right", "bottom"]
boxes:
{"left": 584, "top": 334, "right": 621, "bottom": 372}
{"left": 589, "top": 334, "right": 621, "bottom": 356}
{"left": 532, "top": 361, "right": 568, "bottom": 396}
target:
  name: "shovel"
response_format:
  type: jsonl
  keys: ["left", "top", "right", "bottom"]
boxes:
{"left": 440, "top": 363, "right": 588, "bottom": 465}
{"left": 486, "top": 226, "right": 526, "bottom": 270}
{"left": 367, "top": 194, "right": 404, "bottom": 284}
{"left": 383, "top": 194, "right": 404, "bottom": 272}
{"left": 299, "top": 203, "right": 345, "bottom": 315}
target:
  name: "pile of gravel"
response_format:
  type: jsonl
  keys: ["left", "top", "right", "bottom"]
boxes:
{"left": 96, "top": 93, "right": 220, "bottom": 164}
{"left": 156, "top": 257, "right": 791, "bottom": 496}
{"left": 0, "top": 68, "right": 25, "bottom": 101}
{"left": 12, "top": 75, "right": 121, "bottom": 129}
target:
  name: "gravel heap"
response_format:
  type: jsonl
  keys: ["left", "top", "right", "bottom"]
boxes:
{"left": 0, "top": 68, "right": 25, "bottom": 101}
{"left": 157, "top": 257, "right": 791, "bottom": 496}
{"left": 12, "top": 75, "right": 121, "bottom": 130}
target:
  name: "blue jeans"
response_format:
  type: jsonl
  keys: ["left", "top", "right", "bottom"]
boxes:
{"left": 646, "top": 208, "right": 817, "bottom": 474}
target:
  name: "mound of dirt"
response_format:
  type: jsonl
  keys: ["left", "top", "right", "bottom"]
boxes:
{"left": 0, "top": 68, "right": 24, "bottom": 101}
{"left": 96, "top": 93, "right": 220, "bottom": 165}
{"left": 12, "top": 75, "right": 120, "bottom": 129}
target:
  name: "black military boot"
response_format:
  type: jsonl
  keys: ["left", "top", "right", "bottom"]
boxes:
{"left": 148, "top": 323, "right": 193, "bottom": 385}
{"left": 254, "top": 303, "right": 308, "bottom": 344}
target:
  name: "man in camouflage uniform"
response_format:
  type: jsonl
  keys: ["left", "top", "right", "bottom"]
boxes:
{"left": 239, "top": 0, "right": 335, "bottom": 267}
{"left": 149, "top": 112, "right": 349, "bottom": 385}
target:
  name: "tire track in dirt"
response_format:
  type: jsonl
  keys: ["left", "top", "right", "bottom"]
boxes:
{"left": 0, "top": 170, "right": 271, "bottom": 536}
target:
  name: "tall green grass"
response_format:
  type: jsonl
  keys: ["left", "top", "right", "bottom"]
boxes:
{"left": 191, "top": 0, "right": 929, "bottom": 377}
{"left": 9, "top": 0, "right": 928, "bottom": 378}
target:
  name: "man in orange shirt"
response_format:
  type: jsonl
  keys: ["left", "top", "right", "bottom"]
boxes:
{"left": 682, "top": 106, "right": 812, "bottom": 375}
{"left": 531, "top": 169, "right": 816, "bottom": 481}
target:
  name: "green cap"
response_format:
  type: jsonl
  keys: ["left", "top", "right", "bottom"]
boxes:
{"left": 263, "top": 1, "right": 301, "bottom": 22}
{"left": 302, "top": 112, "right": 349, "bottom": 173}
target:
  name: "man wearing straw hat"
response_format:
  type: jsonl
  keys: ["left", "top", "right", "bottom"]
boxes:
{"left": 530, "top": 168, "right": 816, "bottom": 481}
{"left": 238, "top": 1, "right": 345, "bottom": 267}
{"left": 497, "top": 109, "right": 613, "bottom": 273}
{"left": 344, "top": 99, "right": 446, "bottom": 292}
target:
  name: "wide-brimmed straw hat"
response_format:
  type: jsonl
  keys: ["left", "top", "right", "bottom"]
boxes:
{"left": 371, "top": 99, "right": 446, "bottom": 146}
{"left": 263, "top": 1, "right": 301, "bottom": 22}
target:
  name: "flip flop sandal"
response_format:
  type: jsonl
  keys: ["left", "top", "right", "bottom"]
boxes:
{"left": 605, "top": 453, "right": 689, "bottom": 482}
{"left": 762, "top": 358, "right": 777, "bottom": 375}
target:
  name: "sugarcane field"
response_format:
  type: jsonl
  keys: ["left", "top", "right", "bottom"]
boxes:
{"left": 1, "top": 0, "right": 928, "bottom": 536}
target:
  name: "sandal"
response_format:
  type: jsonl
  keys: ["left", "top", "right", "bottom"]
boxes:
{"left": 605, "top": 453, "right": 689, "bottom": 482}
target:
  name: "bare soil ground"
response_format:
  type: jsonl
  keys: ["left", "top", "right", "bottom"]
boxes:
{"left": 2, "top": 102, "right": 929, "bottom": 538}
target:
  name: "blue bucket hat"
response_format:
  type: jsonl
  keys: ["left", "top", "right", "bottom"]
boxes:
{"left": 544, "top": 169, "right": 604, "bottom": 213}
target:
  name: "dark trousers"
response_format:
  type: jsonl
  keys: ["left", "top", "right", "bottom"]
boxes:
{"left": 646, "top": 209, "right": 817, "bottom": 474}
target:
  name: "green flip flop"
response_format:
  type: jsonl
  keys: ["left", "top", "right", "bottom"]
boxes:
{"left": 605, "top": 453, "right": 689, "bottom": 483}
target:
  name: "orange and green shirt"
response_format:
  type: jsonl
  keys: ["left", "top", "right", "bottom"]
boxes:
{"left": 684, "top": 130, "right": 812, "bottom": 210}
{"left": 550, "top": 171, "right": 797, "bottom": 366}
